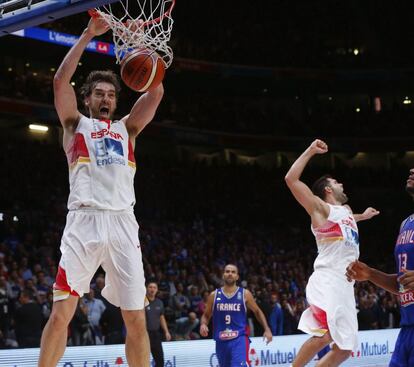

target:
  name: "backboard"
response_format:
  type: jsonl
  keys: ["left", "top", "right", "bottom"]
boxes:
{"left": 0, "top": 0, "right": 120, "bottom": 36}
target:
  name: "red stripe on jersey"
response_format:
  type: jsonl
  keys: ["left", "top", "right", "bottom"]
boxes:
{"left": 67, "top": 133, "right": 90, "bottom": 164}
{"left": 128, "top": 140, "right": 136, "bottom": 163}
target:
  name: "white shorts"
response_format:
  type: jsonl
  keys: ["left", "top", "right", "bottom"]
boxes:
{"left": 298, "top": 270, "right": 358, "bottom": 351}
{"left": 54, "top": 208, "right": 146, "bottom": 310}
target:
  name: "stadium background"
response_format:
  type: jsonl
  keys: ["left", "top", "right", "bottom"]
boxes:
{"left": 0, "top": 0, "right": 413, "bottom": 364}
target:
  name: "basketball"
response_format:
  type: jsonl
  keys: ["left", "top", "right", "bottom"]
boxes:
{"left": 120, "top": 49, "right": 165, "bottom": 92}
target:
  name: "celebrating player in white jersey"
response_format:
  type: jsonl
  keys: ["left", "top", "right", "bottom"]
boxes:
{"left": 38, "top": 15, "right": 163, "bottom": 367}
{"left": 285, "top": 139, "right": 379, "bottom": 367}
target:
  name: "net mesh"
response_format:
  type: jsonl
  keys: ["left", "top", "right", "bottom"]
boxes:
{"left": 93, "top": 0, "right": 174, "bottom": 67}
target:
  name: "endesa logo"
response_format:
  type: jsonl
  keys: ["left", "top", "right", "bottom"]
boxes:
{"left": 91, "top": 129, "right": 124, "bottom": 140}
{"left": 95, "top": 138, "right": 125, "bottom": 167}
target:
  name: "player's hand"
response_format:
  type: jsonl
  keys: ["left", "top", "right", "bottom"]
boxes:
{"left": 309, "top": 139, "right": 328, "bottom": 155}
{"left": 398, "top": 269, "right": 414, "bottom": 291}
{"left": 86, "top": 12, "right": 110, "bottom": 36}
{"left": 200, "top": 323, "right": 209, "bottom": 337}
{"left": 362, "top": 207, "right": 380, "bottom": 220}
{"left": 346, "top": 260, "right": 371, "bottom": 282}
{"left": 263, "top": 328, "right": 273, "bottom": 345}
{"left": 126, "top": 18, "right": 145, "bottom": 31}
{"left": 165, "top": 331, "right": 172, "bottom": 341}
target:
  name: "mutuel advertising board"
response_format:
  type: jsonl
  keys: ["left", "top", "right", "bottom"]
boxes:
{"left": 0, "top": 329, "right": 398, "bottom": 367}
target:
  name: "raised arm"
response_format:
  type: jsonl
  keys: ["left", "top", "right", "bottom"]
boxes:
{"left": 123, "top": 84, "right": 164, "bottom": 147}
{"left": 284, "top": 139, "right": 329, "bottom": 224}
{"left": 199, "top": 291, "right": 215, "bottom": 337}
{"left": 245, "top": 290, "right": 272, "bottom": 344}
{"left": 53, "top": 16, "right": 109, "bottom": 145}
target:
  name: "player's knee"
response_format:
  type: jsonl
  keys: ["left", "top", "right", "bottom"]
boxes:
{"left": 47, "top": 309, "right": 72, "bottom": 331}
{"left": 312, "top": 333, "right": 331, "bottom": 349}
{"left": 123, "top": 310, "right": 146, "bottom": 336}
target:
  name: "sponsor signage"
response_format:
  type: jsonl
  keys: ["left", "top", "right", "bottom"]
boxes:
{"left": 0, "top": 329, "right": 398, "bottom": 366}
{"left": 12, "top": 27, "right": 115, "bottom": 56}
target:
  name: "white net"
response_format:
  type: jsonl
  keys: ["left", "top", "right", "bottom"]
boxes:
{"left": 93, "top": 0, "right": 175, "bottom": 68}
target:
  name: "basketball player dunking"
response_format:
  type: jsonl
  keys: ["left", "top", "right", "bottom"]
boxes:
{"left": 346, "top": 168, "right": 414, "bottom": 367}
{"left": 285, "top": 139, "right": 379, "bottom": 367}
{"left": 200, "top": 264, "right": 272, "bottom": 367}
{"left": 38, "top": 16, "right": 163, "bottom": 367}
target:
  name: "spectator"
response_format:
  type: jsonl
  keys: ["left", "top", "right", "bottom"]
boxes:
{"left": 196, "top": 290, "right": 210, "bottom": 319}
{"left": 0, "top": 276, "right": 12, "bottom": 336}
{"left": 188, "top": 286, "right": 202, "bottom": 313}
{"left": 14, "top": 290, "right": 43, "bottom": 347}
{"left": 82, "top": 289, "right": 106, "bottom": 344}
{"left": 171, "top": 283, "right": 190, "bottom": 318}
{"left": 358, "top": 297, "right": 379, "bottom": 331}
{"left": 100, "top": 303, "right": 125, "bottom": 345}
{"left": 175, "top": 312, "right": 200, "bottom": 340}
{"left": 70, "top": 301, "right": 93, "bottom": 346}
{"left": 269, "top": 293, "right": 284, "bottom": 336}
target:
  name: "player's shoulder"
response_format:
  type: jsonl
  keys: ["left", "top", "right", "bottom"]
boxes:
{"left": 243, "top": 288, "right": 253, "bottom": 299}
{"left": 343, "top": 204, "right": 353, "bottom": 213}
{"left": 400, "top": 215, "right": 414, "bottom": 231}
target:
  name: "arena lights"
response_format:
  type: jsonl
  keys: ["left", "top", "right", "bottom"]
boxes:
{"left": 29, "top": 124, "right": 48, "bottom": 132}
{"left": 356, "top": 107, "right": 361, "bottom": 112}
{"left": 403, "top": 96, "right": 412, "bottom": 105}
{"left": 353, "top": 48, "right": 360, "bottom": 56}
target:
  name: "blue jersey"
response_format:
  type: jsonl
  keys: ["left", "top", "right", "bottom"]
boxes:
{"left": 212, "top": 287, "right": 248, "bottom": 342}
{"left": 395, "top": 214, "right": 414, "bottom": 326}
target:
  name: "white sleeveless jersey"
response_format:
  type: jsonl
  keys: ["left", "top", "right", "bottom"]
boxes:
{"left": 65, "top": 116, "right": 136, "bottom": 210}
{"left": 311, "top": 204, "right": 360, "bottom": 276}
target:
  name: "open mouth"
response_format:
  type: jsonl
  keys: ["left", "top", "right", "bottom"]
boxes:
{"left": 100, "top": 107, "right": 110, "bottom": 115}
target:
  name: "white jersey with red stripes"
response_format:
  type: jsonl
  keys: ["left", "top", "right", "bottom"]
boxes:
{"left": 298, "top": 204, "right": 360, "bottom": 351}
{"left": 311, "top": 204, "right": 359, "bottom": 276}
{"left": 65, "top": 115, "right": 136, "bottom": 211}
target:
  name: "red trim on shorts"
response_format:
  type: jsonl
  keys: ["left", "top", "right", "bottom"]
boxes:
{"left": 54, "top": 266, "right": 79, "bottom": 297}
{"left": 310, "top": 304, "right": 328, "bottom": 329}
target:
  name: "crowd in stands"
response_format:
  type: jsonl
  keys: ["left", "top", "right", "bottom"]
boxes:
{"left": 0, "top": 134, "right": 410, "bottom": 348}
{"left": 24, "top": 0, "right": 414, "bottom": 69}
{"left": 1, "top": 65, "right": 414, "bottom": 138}
{"left": 0, "top": 0, "right": 413, "bottom": 352}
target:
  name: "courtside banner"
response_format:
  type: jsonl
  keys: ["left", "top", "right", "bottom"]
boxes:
{"left": 0, "top": 329, "right": 398, "bottom": 366}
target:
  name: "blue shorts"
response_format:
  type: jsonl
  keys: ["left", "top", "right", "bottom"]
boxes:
{"left": 389, "top": 326, "right": 414, "bottom": 367}
{"left": 216, "top": 336, "right": 250, "bottom": 367}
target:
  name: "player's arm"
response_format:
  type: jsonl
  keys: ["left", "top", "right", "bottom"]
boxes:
{"left": 54, "top": 16, "right": 109, "bottom": 134}
{"left": 346, "top": 260, "right": 399, "bottom": 294}
{"left": 349, "top": 206, "right": 380, "bottom": 222}
{"left": 245, "top": 290, "right": 272, "bottom": 344}
{"left": 123, "top": 84, "right": 164, "bottom": 145}
{"left": 284, "top": 139, "right": 330, "bottom": 221}
{"left": 200, "top": 291, "right": 215, "bottom": 337}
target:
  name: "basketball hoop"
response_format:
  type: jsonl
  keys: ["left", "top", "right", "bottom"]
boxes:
{"left": 90, "top": 0, "right": 175, "bottom": 68}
